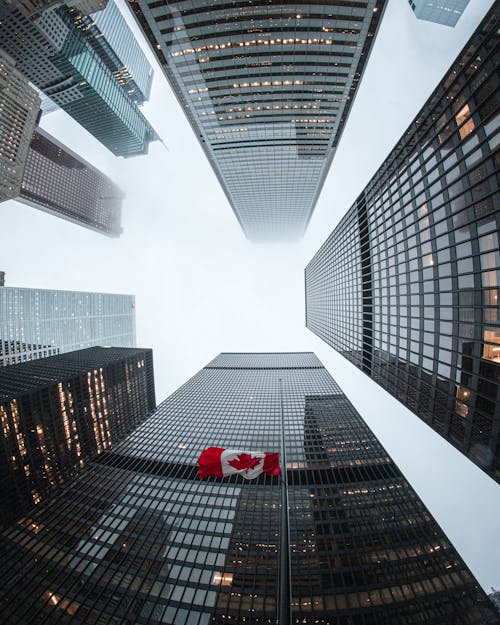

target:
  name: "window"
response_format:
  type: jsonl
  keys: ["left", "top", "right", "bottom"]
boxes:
{"left": 455, "top": 104, "right": 475, "bottom": 140}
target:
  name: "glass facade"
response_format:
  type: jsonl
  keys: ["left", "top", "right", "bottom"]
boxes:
{"left": 0, "top": 352, "right": 496, "bottom": 624}
{"left": 305, "top": 7, "right": 500, "bottom": 482}
{"left": 128, "top": 0, "right": 386, "bottom": 241}
{"left": 0, "top": 49, "right": 40, "bottom": 202}
{"left": 408, "top": 0, "right": 470, "bottom": 27}
{"left": 0, "top": 286, "right": 136, "bottom": 366}
{"left": 0, "top": 346, "right": 155, "bottom": 528}
{"left": 0, "top": 2, "right": 158, "bottom": 157}
{"left": 19, "top": 128, "right": 124, "bottom": 236}
{"left": 12, "top": 0, "right": 107, "bottom": 20}
{"left": 90, "top": 0, "right": 154, "bottom": 104}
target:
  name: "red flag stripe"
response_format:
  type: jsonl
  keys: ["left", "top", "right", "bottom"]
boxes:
{"left": 198, "top": 447, "right": 280, "bottom": 479}
{"left": 198, "top": 447, "right": 225, "bottom": 479}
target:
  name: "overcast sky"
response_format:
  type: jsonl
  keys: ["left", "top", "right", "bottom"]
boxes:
{"left": 1, "top": 0, "right": 498, "bottom": 592}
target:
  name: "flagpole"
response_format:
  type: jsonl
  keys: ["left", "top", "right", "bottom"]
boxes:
{"left": 278, "top": 378, "right": 292, "bottom": 625}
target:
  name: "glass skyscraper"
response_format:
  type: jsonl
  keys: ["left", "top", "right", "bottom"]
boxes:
{"left": 128, "top": 0, "right": 386, "bottom": 241}
{"left": 305, "top": 6, "right": 499, "bottom": 482}
{"left": 0, "top": 352, "right": 496, "bottom": 624}
{"left": 90, "top": 0, "right": 154, "bottom": 104}
{"left": 0, "top": 285, "right": 136, "bottom": 366}
{"left": 408, "top": 0, "right": 470, "bottom": 27}
{"left": 0, "top": 346, "right": 155, "bottom": 528}
{"left": 19, "top": 127, "right": 124, "bottom": 236}
{"left": 0, "top": 2, "right": 158, "bottom": 157}
{"left": 0, "top": 49, "right": 40, "bottom": 202}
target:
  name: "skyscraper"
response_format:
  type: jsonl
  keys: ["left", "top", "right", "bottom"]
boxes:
{"left": 128, "top": 0, "right": 386, "bottom": 241}
{"left": 12, "top": 0, "right": 107, "bottom": 20}
{"left": 0, "top": 285, "right": 136, "bottom": 366}
{"left": 0, "top": 346, "right": 155, "bottom": 528}
{"left": 0, "top": 2, "right": 158, "bottom": 157}
{"left": 408, "top": 0, "right": 470, "bottom": 27}
{"left": 0, "top": 49, "right": 40, "bottom": 202}
{"left": 90, "top": 0, "right": 154, "bottom": 104}
{"left": 490, "top": 590, "right": 500, "bottom": 613}
{"left": 305, "top": 6, "right": 499, "bottom": 482}
{"left": 0, "top": 352, "right": 497, "bottom": 624}
{"left": 19, "top": 127, "right": 124, "bottom": 236}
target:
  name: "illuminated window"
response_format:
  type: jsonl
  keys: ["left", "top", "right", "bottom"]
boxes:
{"left": 482, "top": 329, "right": 500, "bottom": 362}
{"left": 455, "top": 104, "right": 475, "bottom": 140}
{"left": 212, "top": 572, "right": 233, "bottom": 586}
{"left": 454, "top": 386, "right": 470, "bottom": 418}
{"left": 483, "top": 289, "right": 499, "bottom": 322}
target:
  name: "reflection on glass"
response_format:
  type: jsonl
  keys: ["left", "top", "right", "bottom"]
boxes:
{"left": 482, "top": 329, "right": 500, "bottom": 362}
{"left": 456, "top": 104, "right": 475, "bottom": 140}
{"left": 483, "top": 289, "right": 499, "bottom": 322}
{"left": 455, "top": 386, "right": 470, "bottom": 418}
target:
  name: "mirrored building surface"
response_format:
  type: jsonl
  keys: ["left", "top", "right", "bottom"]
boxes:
{"left": 0, "top": 286, "right": 136, "bottom": 366}
{"left": 90, "top": 0, "right": 154, "bottom": 104}
{"left": 0, "top": 352, "right": 496, "bottom": 624}
{"left": 0, "top": 346, "right": 155, "bottom": 528}
{"left": 305, "top": 6, "right": 500, "bottom": 482}
{"left": 0, "top": 2, "right": 158, "bottom": 157}
{"left": 409, "top": 0, "right": 470, "bottom": 27}
{"left": 128, "top": 0, "right": 386, "bottom": 241}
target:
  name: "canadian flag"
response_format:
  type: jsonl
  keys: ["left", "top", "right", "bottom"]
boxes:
{"left": 198, "top": 447, "right": 281, "bottom": 480}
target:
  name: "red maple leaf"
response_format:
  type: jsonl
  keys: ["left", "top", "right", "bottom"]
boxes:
{"left": 228, "top": 453, "right": 261, "bottom": 471}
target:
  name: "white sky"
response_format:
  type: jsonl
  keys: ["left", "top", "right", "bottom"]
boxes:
{"left": 1, "top": 0, "right": 498, "bottom": 592}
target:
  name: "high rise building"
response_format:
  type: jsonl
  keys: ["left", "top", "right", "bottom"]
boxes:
{"left": 408, "top": 0, "right": 470, "bottom": 27}
{"left": 0, "top": 2, "right": 158, "bottom": 157}
{"left": 489, "top": 590, "right": 500, "bottom": 613}
{"left": 38, "top": 91, "right": 59, "bottom": 115}
{"left": 19, "top": 127, "right": 124, "bottom": 236}
{"left": 305, "top": 6, "right": 500, "bottom": 482}
{"left": 0, "top": 285, "right": 136, "bottom": 366}
{"left": 128, "top": 0, "right": 386, "bottom": 241}
{"left": 13, "top": 0, "right": 108, "bottom": 21}
{"left": 89, "top": 0, "right": 154, "bottom": 104}
{"left": 0, "top": 352, "right": 497, "bottom": 624}
{"left": 0, "top": 49, "right": 40, "bottom": 202}
{"left": 0, "top": 346, "right": 155, "bottom": 528}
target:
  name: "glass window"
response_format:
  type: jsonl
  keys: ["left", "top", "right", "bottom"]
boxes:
{"left": 482, "top": 328, "right": 500, "bottom": 362}
{"left": 455, "top": 103, "right": 475, "bottom": 140}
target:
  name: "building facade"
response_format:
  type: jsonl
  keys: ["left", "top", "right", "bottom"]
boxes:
{"left": 19, "top": 128, "right": 124, "bottom": 236}
{"left": 0, "top": 352, "right": 497, "bottom": 624}
{"left": 90, "top": 0, "right": 154, "bottom": 104}
{"left": 305, "top": 6, "right": 499, "bottom": 482}
{"left": 0, "top": 50, "right": 40, "bottom": 202}
{"left": 12, "top": 0, "right": 108, "bottom": 20}
{"left": 409, "top": 0, "right": 470, "bottom": 27}
{"left": 0, "top": 2, "right": 158, "bottom": 157}
{"left": 0, "top": 286, "right": 136, "bottom": 366}
{"left": 0, "top": 346, "right": 155, "bottom": 528}
{"left": 128, "top": 0, "right": 386, "bottom": 241}
{"left": 489, "top": 590, "right": 500, "bottom": 613}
